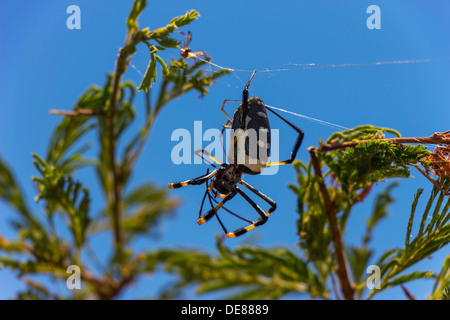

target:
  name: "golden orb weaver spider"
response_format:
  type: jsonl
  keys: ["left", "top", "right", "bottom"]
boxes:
{"left": 178, "top": 31, "right": 211, "bottom": 62}
{"left": 168, "top": 71, "right": 304, "bottom": 238}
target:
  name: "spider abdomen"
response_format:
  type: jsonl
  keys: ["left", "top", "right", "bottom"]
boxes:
{"left": 227, "top": 97, "right": 271, "bottom": 175}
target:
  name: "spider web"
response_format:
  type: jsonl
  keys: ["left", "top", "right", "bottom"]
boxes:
{"left": 196, "top": 56, "right": 450, "bottom": 152}
{"left": 129, "top": 39, "right": 449, "bottom": 146}
{"left": 128, "top": 46, "right": 450, "bottom": 167}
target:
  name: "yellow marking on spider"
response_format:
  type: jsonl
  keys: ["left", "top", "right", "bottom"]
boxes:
{"left": 266, "top": 161, "right": 289, "bottom": 166}
{"left": 226, "top": 225, "right": 255, "bottom": 238}
{"left": 245, "top": 225, "right": 256, "bottom": 232}
{"left": 197, "top": 201, "right": 225, "bottom": 225}
{"left": 196, "top": 149, "right": 224, "bottom": 166}
{"left": 168, "top": 181, "right": 189, "bottom": 189}
{"left": 207, "top": 154, "right": 223, "bottom": 166}
{"left": 216, "top": 193, "right": 228, "bottom": 198}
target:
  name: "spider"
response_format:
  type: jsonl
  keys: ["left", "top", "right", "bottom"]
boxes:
{"left": 168, "top": 71, "right": 304, "bottom": 238}
{"left": 178, "top": 31, "right": 211, "bottom": 62}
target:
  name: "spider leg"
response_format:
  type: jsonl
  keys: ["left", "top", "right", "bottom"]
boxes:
{"left": 221, "top": 99, "right": 240, "bottom": 124}
{"left": 242, "top": 71, "right": 257, "bottom": 110}
{"left": 195, "top": 175, "right": 275, "bottom": 238}
{"left": 188, "top": 50, "right": 211, "bottom": 61}
{"left": 201, "top": 50, "right": 212, "bottom": 61}
{"left": 197, "top": 190, "right": 237, "bottom": 225}
{"left": 200, "top": 186, "right": 257, "bottom": 238}
{"left": 200, "top": 176, "right": 253, "bottom": 236}
{"left": 198, "top": 182, "right": 210, "bottom": 219}
{"left": 194, "top": 148, "right": 225, "bottom": 167}
{"left": 238, "top": 180, "right": 277, "bottom": 216}
{"left": 218, "top": 99, "right": 242, "bottom": 155}
{"left": 222, "top": 122, "right": 232, "bottom": 129}
{"left": 176, "top": 30, "right": 192, "bottom": 47}
{"left": 185, "top": 31, "right": 193, "bottom": 47}
{"left": 265, "top": 106, "right": 304, "bottom": 166}
{"left": 226, "top": 186, "right": 271, "bottom": 238}
{"left": 207, "top": 191, "right": 230, "bottom": 235}
{"left": 208, "top": 191, "right": 253, "bottom": 224}
{"left": 204, "top": 181, "right": 229, "bottom": 235}
{"left": 220, "top": 122, "right": 232, "bottom": 156}
{"left": 168, "top": 169, "right": 217, "bottom": 189}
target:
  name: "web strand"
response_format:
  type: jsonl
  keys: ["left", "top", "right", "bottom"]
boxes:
{"left": 200, "top": 55, "right": 449, "bottom": 150}
{"left": 198, "top": 56, "right": 450, "bottom": 73}
{"left": 266, "top": 104, "right": 437, "bottom": 150}
{"left": 265, "top": 105, "right": 352, "bottom": 132}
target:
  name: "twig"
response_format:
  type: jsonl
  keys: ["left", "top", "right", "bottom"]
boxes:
{"left": 49, "top": 108, "right": 104, "bottom": 117}
{"left": 317, "top": 133, "right": 450, "bottom": 153}
{"left": 330, "top": 272, "right": 341, "bottom": 300}
{"left": 107, "top": 32, "right": 136, "bottom": 263}
{"left": 308, "top": 146, "right": 355, "bottom": 300}
{"left": 22, "top": 242, "right": 134, "bottom": 299}
{"left": 401, "top": 285, "right": 417, "bottom": 300}
{"left": 353, "top": 185, "right": 373, "bottom": 205}
{"left": 414, "top": 164, "right": 450, "bottom": 195}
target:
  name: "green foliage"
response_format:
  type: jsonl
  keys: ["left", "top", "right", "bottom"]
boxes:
{"left": 140, "top": 126, "right": 450, "bottom": 300}
{"left": 367, "top": 183, "right": 450, "bottom": 298}
{"left": 32, "top": 153, "right": 90, "bottom": 251}
{"left": 127, "top": 0, "right": 148, "bottom": 34}
{"left": 137, "top": 9, "right": 203, "bottom": 92}
{"left": 431, "top": 254, "right": 450, "bottom": 300}
{"left": 0, "top": 0, "right": 449, "bottom": 301}
{"left": 322, "top": 126, "right": 429, "bottom": 194}
{"left": 46, "top": 86, "right": 103, "bottom": 173}
{"left": 442, "top": 287, "right": 450, "bottom": 300}
{"left": 346, "top": 182, "right": 397, "bottom": 298}
{"left": 0, "top": 0, "right": 228, "bottom": 299}
{"left": 142, "top": 238, "right": 326, "bottom": 299}
{"left": 0, "top": 155, "right": 31, "bottom": 217}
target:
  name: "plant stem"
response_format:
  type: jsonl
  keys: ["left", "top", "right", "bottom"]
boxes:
{"left": 49, "top": 108, "right": 104, "bottom": 116}
{"left": 107, "top": 38, "right": 133, "bottom": 263}
{"left": 308, "top": 146, "right": 355, "bottom": 300}
{"left": 317, "top": 132, "right": 450, "bottom": 152}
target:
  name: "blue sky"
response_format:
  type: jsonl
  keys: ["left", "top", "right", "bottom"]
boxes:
{"left": 1, "top": 0, "right": 450, "bottom": 299}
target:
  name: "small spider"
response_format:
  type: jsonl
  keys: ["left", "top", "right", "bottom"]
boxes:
{"left": 178, "top": 31, "right": 211, "bottom": 62}
{"left": 169, "top": 71, "right": 304, "bottom": 238}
